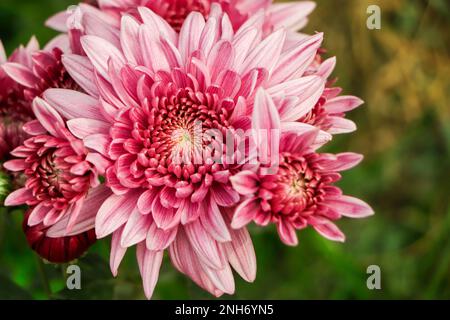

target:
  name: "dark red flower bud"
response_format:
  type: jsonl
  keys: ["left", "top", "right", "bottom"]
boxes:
{"left": 23, "top": 210, "right": 96, "bottom": 263}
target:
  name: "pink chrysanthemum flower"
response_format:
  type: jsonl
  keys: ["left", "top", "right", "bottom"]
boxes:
{"left": 231, "top": 90, "right": 374, "bottom": 245}
{"left": 0, "top": 38, "right": 39, "bottom": 160}
{"left": 300, "top": 56, "right": 365, "bottom": 134}
{"left": 48, "top": 0, "right": 315, "bottom": 37}
{"left": 43, "top": 5, "right": 370, "bottom": 298}
{"left": 2, "top": 37, "right": 79, "bottom": 104}
{"left": 3, "top": 98, "right": 110, "bottom": 241}
{"left": 43, "top": 5, "right": 332, "bottom": 298}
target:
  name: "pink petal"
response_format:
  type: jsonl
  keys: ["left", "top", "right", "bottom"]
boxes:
{"left": 26, "top": 36, "right": 39, "bottom": 52}
{"left": 178, "top": 12, "right": 205, "bottom": 62}
{"left": 200, "top": 257, "right": 235, "bottom": 295}
{"left": 67, "top": 118, "right": 110, "bottom": 139}
{"left": 232, "top": 27, "right": 259, "bottom": 68}
{"left": 313, "top": 220, "right": 346, "bottom": 242}
{"left": 136, "top": 243, "right": 163, "bottom": 299}
{"left": 43, "top": 208, "right": 64, "bottom": 227}
{"left": 120, "top": 15, "right": 143, "bottom": 65}
{"left": 327, "top": 117, "right": 357, "bottom": 134}
{"left": 32, "top": 98, "right": 65, "bottom": 138}
{"left": 231, "top": 198, "right": 259, "bottom": 229}
{"left": 270, "top": 33, "right": 323, "bottom": 85}
{"left": 223, "top": 213, "right": 257, "bottom": 282}
{"left": 199, "top": 16, "right": 220, "bottom": 57}
{"left": 43, "top": 34, "right": 70, "bottom": 52}
{"left": 230, "top": 171, "right": 259, "bottom": 195}
{"left": 152, "top": 198, "right": 181, "bottom": 230}
{"left": 269, "top": 2, "right": 316, "bottom": 30}
{"left": 277, "top": 220, "right": 299, "bottom": 246}
{"left": 146, "top": 223, "right": 178, "bottom": 251}
{"left": 81, "top": 35, "right": 125, "bottom": 81}
{"left": 44, "top": 89, "right": 103, "bottom": 120}
{"left": 110, "top": 226, "right": 127, "bottom": 277}
{"left": 84, "top": 134, "right": 111, "bottom": 156}
{"left": 138, "top": 7, "right": 177, "bottom": 44}
{"left": 252, "top": 89, "right": 281, "bottom": 163}
{"left": 184, "top": 220, "right": 225, "bottom": 270}
{"left": 121, "top": 208, "right": 152, "bottom": 247}
{"left": 64, "top": 200, "right": 84, "bottom": 234}
{"left": 280, "top": 123, "right": 330, "bottom": 153}
{"left": 200, "top": 200, "right": 231, "bottom": 242}
{"left": 323, "top": 195, "right": 374, "bottom": 218}
{"left": 159, "top": 186, "right": 179, "bottom": 208}
{"left": 2, "top": 63, "right": 37, "bottom": 88}
{"left": 4, "top": 188, "right": 33, "bottom": 206}
{"left": 85, "top": 153, "right": 111, "bottom": 175}
{"left": 96, "top": 191, "right": 140, "bottom": 238}
{"left": 45, "top": 11, "right": 70, "bottom": 32}
{"left": 318, "top": 153, "right": 364, "bottom": 172}
{"left": 240, "top": 29, "right": 286, "bottom": 75}
{"left": 28, "top": 203, "right": 51, "bottom": 226}
{"left": 0, "top": 40, "right": 6, "bottom": 63}
{"left": 3, "top": 159, "right": 26, "bottom": 172}
{"left": 139, "top": 31, "right": 166, "bottom": 72}
{"left": 275, "top": 76, "right": 325, "bottom": 122}
{"left": 169, "top": 229, "right": 225, "bottom": 297}
{"left": 47, "top": 185, "right": 112, "bottom": 237}
{"left": 62, "top": 54, "right": 99, "bottom": 98}
{"left": 211, "top": 184, "right": 240, "bottom": 207}
{"left": 178, "top": 200, "right": 200, "bottom": 224}
{"left": 317, "top": 57, "right": 336, "bottom": 79}
{"left": 70, "top": 161, "right": 91, "bottom": 175}
{"left": 23, "top": 120, "right": 46, "bottom": 135}
{"left": 137, "top": 189, "right": 158, "bottom": 215}
{"left": 325, "top": 96, "right": 364, "bottom": 114}
{"left": 207, "top": 40, "right": 234, "bottom": 82}
{"left": 82, "top": 10, "right": 120, "bottom": 48}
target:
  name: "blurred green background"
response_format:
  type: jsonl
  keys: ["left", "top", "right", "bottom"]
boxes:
{"left": 0, "top": 0, "right": 449, "bottom": 299}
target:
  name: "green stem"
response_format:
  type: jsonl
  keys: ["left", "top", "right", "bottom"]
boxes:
{"left": 36, "top": 257, "right": 52, "bottom": 299}
{"left": 61, "top": 263, "right": 68, "bottom": 282}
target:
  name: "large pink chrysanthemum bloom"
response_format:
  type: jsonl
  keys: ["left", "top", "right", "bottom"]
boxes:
{"left": 0, "top": 38, "right": 39, "bottom": 160}
{"left": 3, "top": 98, "right": 110, "bottom": 242}
{"left": 47, "top": 0, "right": 315, "bottom": 38}
{"left": 40, "top": 5, "right": 371, "bottom": 297}
{"left": 43, "top": 5, "right": 336, "bottom": 298}
{"left": 231, "top": 90, "right": 374, "bottom": 246}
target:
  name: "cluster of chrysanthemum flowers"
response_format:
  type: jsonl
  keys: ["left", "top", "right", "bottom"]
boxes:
{"left": 0, "top": 0, "right": 373, "bottom": 298}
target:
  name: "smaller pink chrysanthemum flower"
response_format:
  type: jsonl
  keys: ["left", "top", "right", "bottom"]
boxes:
{"left": 3, "top": 97, "right": 110, "bottom": 237}
{"left": 0, "top": 38, "right": 39, "bottom": 159}
{"left": 230, "top": 90, "right": 374, "bottom": 245}
{"left": 0, "top": 36, "right": 74, "bottom": 161}
{"left": 300, "top": 56, "right": 365, "bottom": 134}
{"left": 2, "top": 37, "right": 78, "bottom": 103}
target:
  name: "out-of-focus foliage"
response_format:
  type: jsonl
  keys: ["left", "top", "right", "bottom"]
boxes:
{"left": 0, "top": 0, "right": 449, "bottom": 299}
